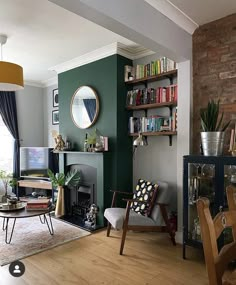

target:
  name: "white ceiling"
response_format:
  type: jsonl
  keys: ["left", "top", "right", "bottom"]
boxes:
{"left": 1, "top": 0, "right": 236, "bottom": 86}
{"left": 168, "top": 0, "right": 236, "bottom": 25}
{"left": 0, "top": 0, "right": 139, "bottom": 86}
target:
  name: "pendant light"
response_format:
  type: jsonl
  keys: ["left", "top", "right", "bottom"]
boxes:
{"left": 0, "top": 35, "right": 24, "bottom": 91}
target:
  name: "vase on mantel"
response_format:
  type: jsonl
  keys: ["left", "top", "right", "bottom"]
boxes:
{"left": 55, "top": 186, "right": 65, "bottom": 217}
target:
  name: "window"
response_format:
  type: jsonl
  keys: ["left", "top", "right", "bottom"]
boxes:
{"left": 0, "top": 115, "right": 14, "bottom": 174}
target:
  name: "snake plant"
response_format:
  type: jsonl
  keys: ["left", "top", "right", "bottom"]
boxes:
{"left": 200, "top": 99, "right": 231, "bottom": 132}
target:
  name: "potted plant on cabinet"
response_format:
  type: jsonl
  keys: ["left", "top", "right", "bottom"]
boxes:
{"left": 200, "top": 99, "right": 231, "bottom": 156}
{"left": 47, "top": 169, "right": 81, "bottom": 217}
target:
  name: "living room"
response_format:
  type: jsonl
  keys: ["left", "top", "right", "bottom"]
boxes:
{"left": 0, "top": 0, "right": 236, "bottom": 284}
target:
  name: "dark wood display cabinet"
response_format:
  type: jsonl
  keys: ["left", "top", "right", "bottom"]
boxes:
{"left": 183, "top": 155, "right": 236, "bottom": 259}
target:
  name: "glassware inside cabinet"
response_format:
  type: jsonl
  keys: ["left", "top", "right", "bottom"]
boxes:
{"left": 187, "top": 163, "right": 215, "bottom": 242}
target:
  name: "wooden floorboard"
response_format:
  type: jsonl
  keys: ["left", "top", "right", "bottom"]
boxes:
{"left": 0, "top": 229, "right": 208, "bottom": 285}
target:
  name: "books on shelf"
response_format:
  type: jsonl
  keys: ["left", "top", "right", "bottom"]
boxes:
{"left": 129, "top": 113, "right": 177, "bottom": 134}
{"left": 126, "top": 85, "right": 177, "bottom": 107}
{"left": 124, "top": 57, "right": 176, "bottom": 82}
{"left": 26, "top": 198, "right": 51, "bottom": 210}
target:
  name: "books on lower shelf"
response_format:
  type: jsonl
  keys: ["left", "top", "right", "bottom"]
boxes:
{"left": 26, "top": 198, "right": 51, "bottom": 210}
{"left": 129, "top": 110, "right": 177, "bottom": 133}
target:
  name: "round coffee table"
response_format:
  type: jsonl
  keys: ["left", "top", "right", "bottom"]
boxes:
{"left": 0, "top": 206, "right": 54, "bottom": 244}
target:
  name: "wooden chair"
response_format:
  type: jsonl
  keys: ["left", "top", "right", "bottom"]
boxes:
{"left": 197, "top": 191, "right": 236, "bottom": 285}
{"left": 104, "top": 181, "right": 176, "bottom": 255}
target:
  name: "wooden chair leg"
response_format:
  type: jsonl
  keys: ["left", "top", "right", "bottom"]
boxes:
{"left": 159, "top": 204, "right": 176, "bottom": 246}
{"left": 120, "top": 200, "right": 132, "bottom": 255}
{"left": 120, "top": 227, "right": 128, "bottom": 255}
{"left": 107, "top": 222, "right": 111, "bottom": 237}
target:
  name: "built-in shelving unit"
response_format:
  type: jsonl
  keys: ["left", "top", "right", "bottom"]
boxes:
{"left": 125, "top": 69, "right": 177, "bottom": 86}
{"left": 126, "top": 101, "right": 177, "bottom": 111}
{"left": 129, "top": 131, "right": 177, "bottom": 137}
{"left": 125, "top": 65, "right": 178, "bottom": 146}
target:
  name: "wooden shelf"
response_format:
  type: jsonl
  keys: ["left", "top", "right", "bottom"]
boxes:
{"left": 125, "top": 69, "right": 177, "bottom": 85}
{"left": 129, "top": 131, "right": 177, "bottom": 137}
{"left": 126, "top": 101, "right": 177, "bottom": 111}
{"left": 18, "top": 180, "right": 52, "bottom": 190}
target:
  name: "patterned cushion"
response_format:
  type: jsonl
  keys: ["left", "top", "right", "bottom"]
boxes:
{"left": 131, "top": 179, "right": 158, "bottom": 216}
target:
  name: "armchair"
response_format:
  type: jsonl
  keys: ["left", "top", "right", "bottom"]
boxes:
{"left": 104, "top": 180, "right": 176, "bottom": 255}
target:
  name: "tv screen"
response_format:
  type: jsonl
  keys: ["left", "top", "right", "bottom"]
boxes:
{"left": 20, "top": 147, "right": 58, "bottom": 179}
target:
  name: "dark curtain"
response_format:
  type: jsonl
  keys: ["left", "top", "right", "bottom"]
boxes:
{"left": 0, "top": 91, "right": 20, "bottom": 178}
{"left": 83, "top": 99, "right": 96, "bottom": 122}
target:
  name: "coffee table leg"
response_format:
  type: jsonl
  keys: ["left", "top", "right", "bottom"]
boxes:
{"left": 2, "top": 218, "right": 7, "bottom": 231}
{"left": 44, "top": 213, "right": 54, "bottom": 235}
{"left": 39, "top": 215, "right": 46, "bottom": 224}
{"left": 4, "top": 218, "right": 16, "bottom": 244}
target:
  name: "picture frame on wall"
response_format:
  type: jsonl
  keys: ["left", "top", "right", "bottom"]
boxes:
{"left": 52, "top": 110, "right": 59, "bottom": 125}
{"left": 53, "top": 88, "right": 59, "bottom": 107}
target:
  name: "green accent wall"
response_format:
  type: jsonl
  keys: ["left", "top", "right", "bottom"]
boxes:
{"left": 58, "top": 54, "right": 133, "bottom": 220}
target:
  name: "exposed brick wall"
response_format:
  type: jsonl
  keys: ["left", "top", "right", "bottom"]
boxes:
{"left": 193, "top": 13, "right": 236, "bottom": 154}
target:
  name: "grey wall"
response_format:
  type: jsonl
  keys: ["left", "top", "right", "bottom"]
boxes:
{"left": 16, "top": 85, "right": 44, "bottom": 147}
{"left": 133, "top": 54, "right": 177, "bottom": 210}
{"left": 43, "top": 83, "right": 59, "bottom": 147}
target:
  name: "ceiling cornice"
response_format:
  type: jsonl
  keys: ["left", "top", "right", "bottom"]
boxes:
{"left": 144, "top": 0, "right": 198, "bottom": 35}
{"left": 24, "top": 80, "right": 44, "bottom": 88}
{"left": 41, "top": 76, "right": 58, "bottom": 88}
{"left": 49, "top": 42, "right": 154, "bottom": 75}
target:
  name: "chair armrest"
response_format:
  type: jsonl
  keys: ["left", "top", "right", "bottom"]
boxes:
{"left": 110, "top": 191, "right": 133, "bottom": 207}
{"left": 157, "top": 202, "right": 168, "bottom": 207}
{"left": 110, "top": 190, "right": 133, "bottom": 195}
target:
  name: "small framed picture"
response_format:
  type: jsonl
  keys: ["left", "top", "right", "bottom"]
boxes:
{"left": 53, "top": 88, "right": 59, "bottom": 107}
{"left": 52, "top": 110, "right": 59, "bottom": 125}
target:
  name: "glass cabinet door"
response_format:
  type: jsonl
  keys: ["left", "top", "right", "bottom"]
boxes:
{"left": 187, "top": 163, "right": 215, "bottom": 242}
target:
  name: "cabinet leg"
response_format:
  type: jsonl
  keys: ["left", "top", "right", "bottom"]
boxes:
{"left": 183, "top": 243, "right": 186, "bottom": 259}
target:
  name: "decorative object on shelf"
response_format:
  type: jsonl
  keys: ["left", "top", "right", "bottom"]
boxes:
{"left": 200, "top": 99, "right": 231, "bottom": 156}
{"left": 64, "top": 137, "right": 72, "bottom": 151}
{"left": 0, "top": 171, "right": 17, "bottom": 203}
{"left": 47, "top": 169, "right": 81, "bottom": 217}
{"left": 0, "top": 35, "right": 24, "bottom": 91}
{"left": 84, "top": 203, "right": 99, "bottom": 228}
{"left": 229, "top": 123, "right": 236, "bottom": 156}
{"left": 52, "top": 88, "right": 59, "bottom": 107}
{"left": 71, "top": 86, "right": 99, "bottom": 129}
{"left": 53, "top": 134, "right": 65, "bottom": 152}
{"left": 84, "top": 133, "right": 88, "bottom": 152}
{"left": 52, "top": 110, "right": 59, "bottom": 125}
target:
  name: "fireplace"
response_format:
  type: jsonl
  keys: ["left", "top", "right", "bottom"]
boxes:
{"left": 58, "top": 151, "right": 114, "bottom": 230}
{"left": 71, "top": 182, "right": 95, "bottom": 219}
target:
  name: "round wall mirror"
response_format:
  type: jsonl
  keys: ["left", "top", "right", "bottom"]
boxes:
{"left": 71, "top": 86, "right": 99, "bottom": 129}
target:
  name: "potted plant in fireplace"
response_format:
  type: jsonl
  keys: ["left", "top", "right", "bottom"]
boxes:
{"left": 200, "top": 99, "right": 231, "bottom": 156}
{"left": 47, "top": 169, "right": 81, "bottom": 217}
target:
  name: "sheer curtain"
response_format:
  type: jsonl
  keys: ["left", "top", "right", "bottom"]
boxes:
{"left": 0, "top": 91, "right": 20, "bottom": 178}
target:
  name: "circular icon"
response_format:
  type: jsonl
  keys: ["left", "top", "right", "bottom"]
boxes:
{"left": 9, "top": 261, "right": 25, "bottom": 277}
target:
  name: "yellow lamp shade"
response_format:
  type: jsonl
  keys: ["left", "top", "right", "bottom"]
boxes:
{"left": 0, "top": 61, "right": 24, "bottom": 91}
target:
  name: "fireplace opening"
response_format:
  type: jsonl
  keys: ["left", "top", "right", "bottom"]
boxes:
{"left": 72, "top": 183, "right": 94, "bottom": 219}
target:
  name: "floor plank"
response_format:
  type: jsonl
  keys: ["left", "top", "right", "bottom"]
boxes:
{"left": 0, "top": 229, "right": 208, "bottom": 285}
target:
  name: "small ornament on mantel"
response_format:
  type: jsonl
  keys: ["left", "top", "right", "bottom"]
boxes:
{"left": 53, "top": 134, "right": 65, "bottom": 152}
{"left": 229, "top": 123, "right": 236, "bottom": 156}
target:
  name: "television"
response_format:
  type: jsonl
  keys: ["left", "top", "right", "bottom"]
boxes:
{"left": 20, "top": 147, "right": 58, "bottom": 179}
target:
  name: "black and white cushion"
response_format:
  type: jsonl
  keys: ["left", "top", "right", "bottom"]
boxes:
{"left": 131, "top": 179, "right": 158, "bottom": 216}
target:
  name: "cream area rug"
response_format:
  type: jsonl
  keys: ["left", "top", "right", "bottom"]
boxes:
{"left": 0, "top": 216, "right": 90, "bottom": 266}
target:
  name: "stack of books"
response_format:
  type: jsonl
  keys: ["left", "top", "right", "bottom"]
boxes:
{"left": 26, "top": 199, "right": 51, "bottom": 210}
